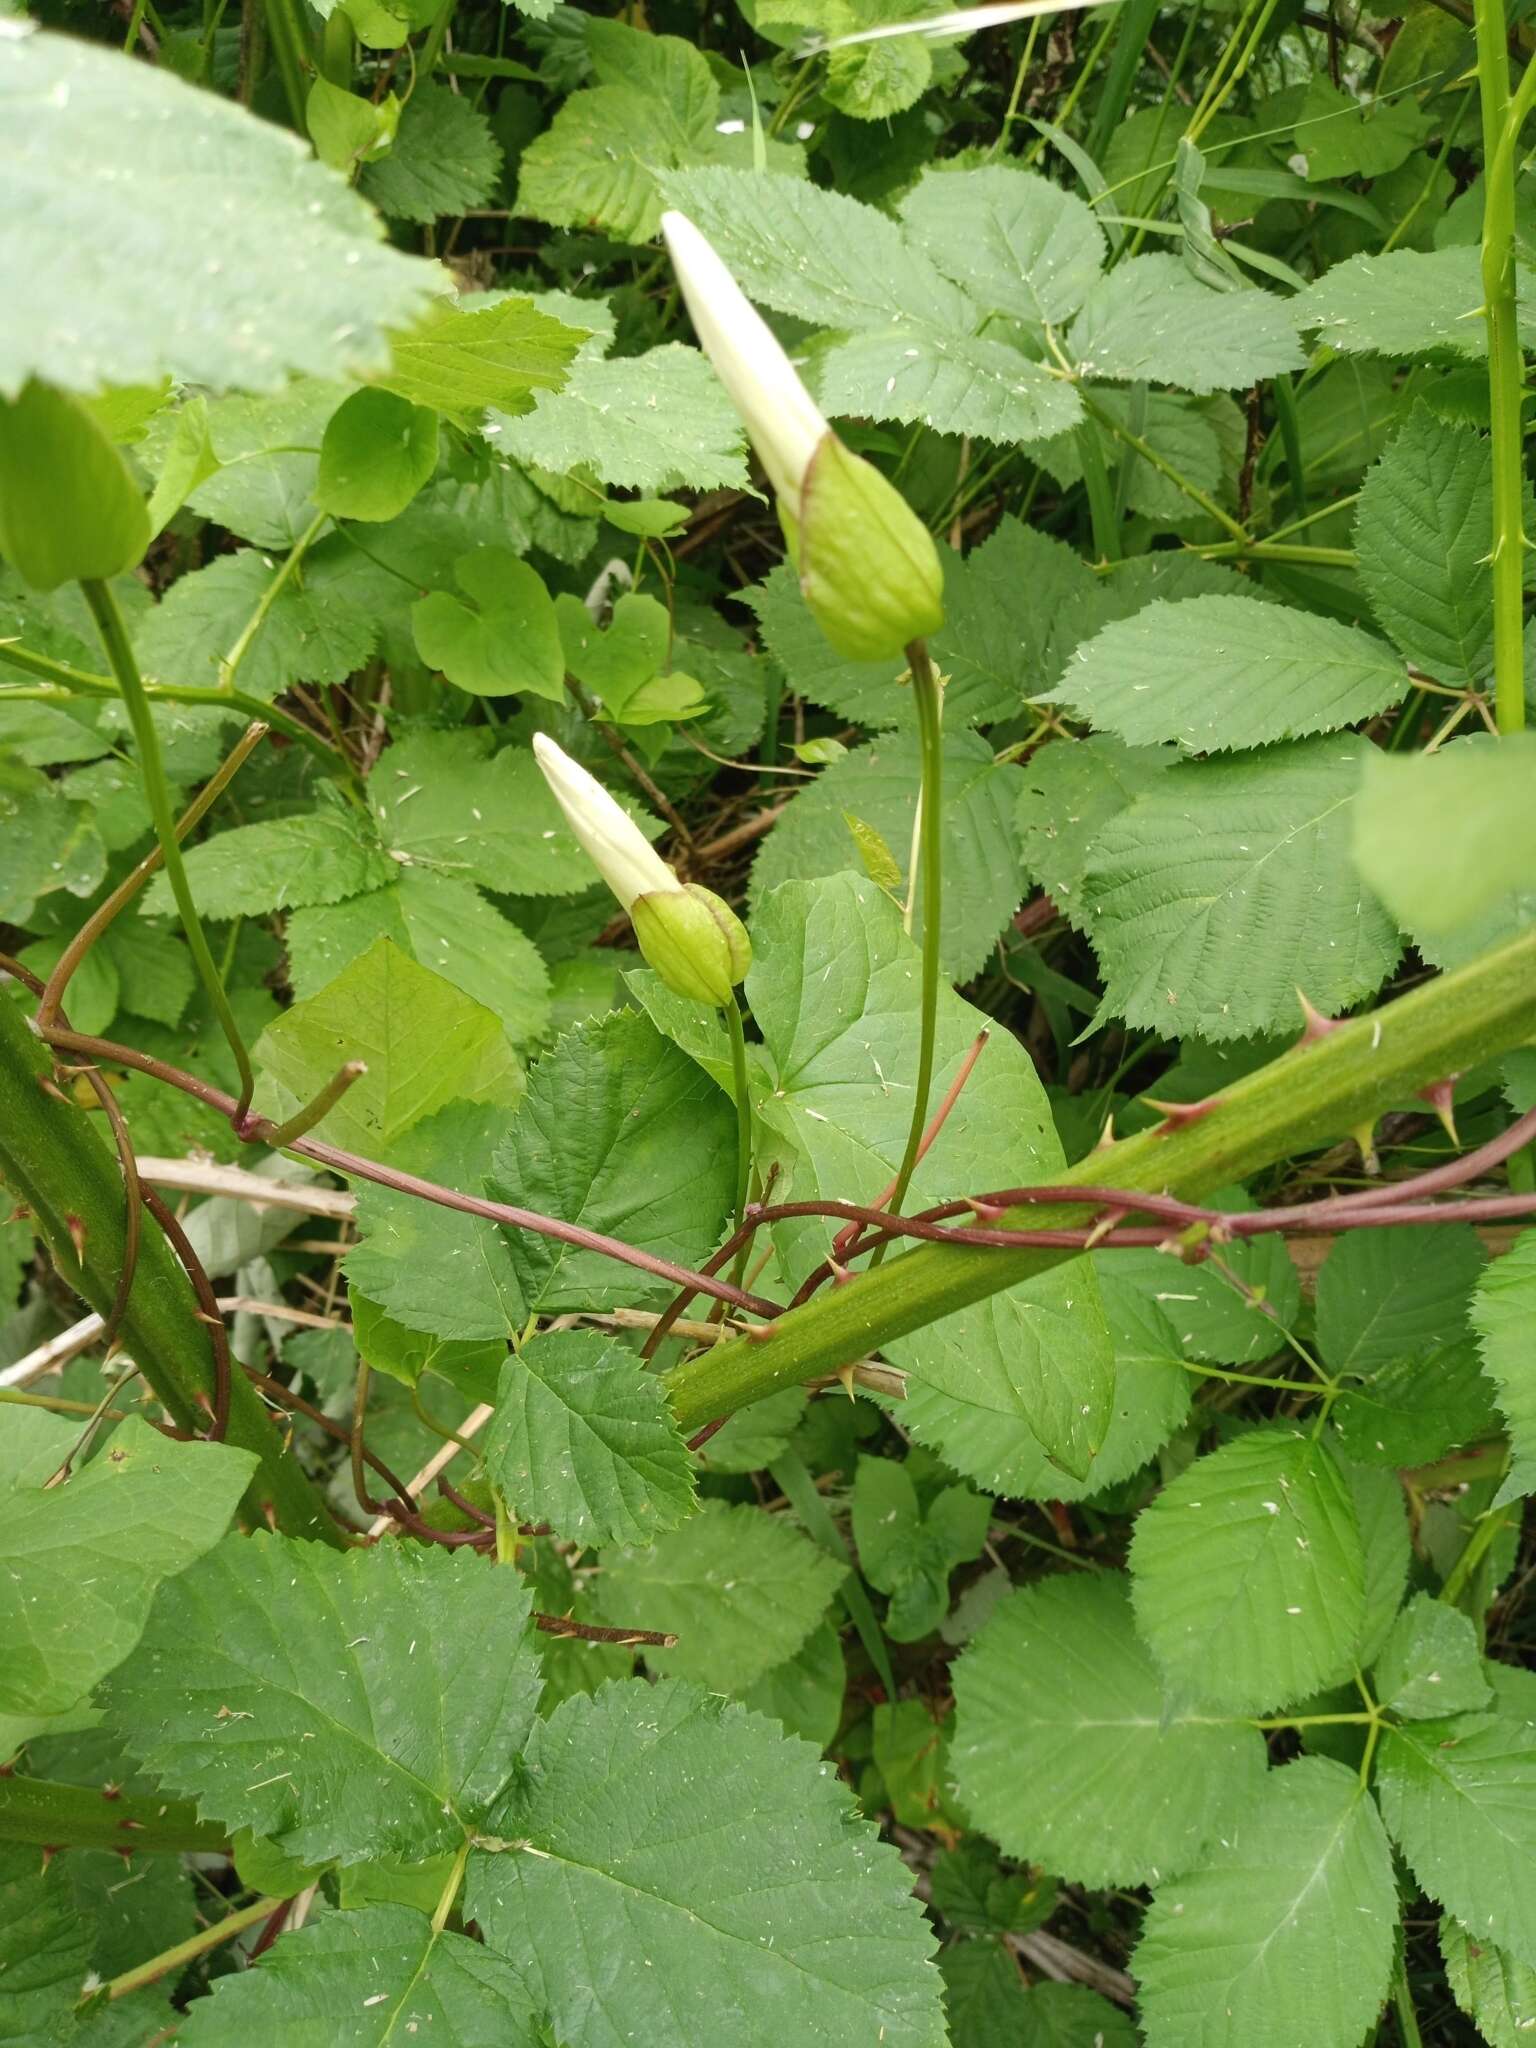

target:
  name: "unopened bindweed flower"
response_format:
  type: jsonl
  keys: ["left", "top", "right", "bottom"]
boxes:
{"left": 660, "top": 209, "right": 943, "bottom": 663}
{"left": 533, "top": 734, "right": 750, "bottom": 1006}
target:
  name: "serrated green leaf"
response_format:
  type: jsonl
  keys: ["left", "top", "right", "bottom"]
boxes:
{"left": 1292, "top": 245, "right": 1522, "bottom": 360}
{"left": 1317, "top": 1222, "right": 1484, "bottom": 1378}
{"left": 818, "top": 323, "right": 1082, "bottom": 446}
{"left": 142, "top": 804, "right": 394, "bottom": 920}
{"left": 287, "top": 870, "right": 551, "bottom": 1053}
{"left": 342, "top": 1100, "right": 526, "bottom": 1343}
{"left": 662, "top": 164, "right": 1082, "bottom": 447}
{"left": 929, "top": 1840, "right": 1056, "bottom": 1939}
{"left": 1294, "top": 73, "right": 1428, "bottom": 181}
{"left": 0, "top": 27, "right": 433, "bottom": 399}
{"left": 899, "top": 163, "right": 1106, "bottom": 327}
{"left": 1045, "top": 594, "right": 1405, "bottom": 752}
{"left": 0, "top": 754, "right": 106, "bottom": 924}
{"left": 951, "top": 1572, "right": 1265, "bottom": 1887}
{"left": 486, "top": 1329, "right": 695, "bottom": 1546}
{"left": 740, "top": 1617, "right": 846, "bottom": 1748}
{"left": 1111, "top": 1202, "right": 1302, "bottom": 1367}
{"left": 942, "top": 1950, "right": 1136, "bottom": 2048}
{"left": 468, "top": 1678, "right": 943, "bottom": 2048}
{"left": 411, "top": 546, "right": 564, "bottom": 700}
{"left": 1016, "top": 733, "right": 1178, "bottom": 921}
{"left": 1133, "top": 1757, "right": 1397, "bottom": 2048}
{"left": 170, "top": 1903, "right": 541, "bottom": 2046}
{"left": 358, "top": 81, "right": 501, "bottom": 224}
{"left": 315, "top": 387, "right": 438, "bottom": 523}
{"left": 1378, "top": 1712, "right": 1536, "bottom": 1966}
{"left": 1441, "top": 1914, "right": 1536, "bottom": 2048}
{"left": 1130, "top": 1428, "right": 1366, "bottom": 1713}
{"left": 1353, "top": 732, "right": 1536, "bottom": 941}
{"left": 742, "top": 874, "right": 1115, "bottom": 1478}
{"left": 1069, "top": 255, "right": 1304, "bottom": 392}
{"left": 1355, "top": 405, "right": 1496, "bottom": 684}
{"left": 1374, "top": 1592, "right": 1491, "bottom": 1719}
{"left": 751, "top": 728, "right": 1023, "bottom": 983}
{"left": 254, "top": 936, "right": 523, "bottom": 1154}
{"left": 0, "top": 1421, "right": 256, "bottom": 1718}
{"left": 137, "top": 548, "right": 378, "bottom": 698}
{"left": 158, "top": 379, "right": 338, "bottom": 549}
{"left": 372, "top": 293, "right": 587, "bottom": 427}
{"left": 496, "top": 342, "right": 748, "bottom": 491}
{"left": 1330, "top": 1333, "right": 1501, "bottom": 1469}
{"left": 1082, "top": 733, "right": 1402, "bottom": 1041}
{"left": 1471, "top": 1229, "right": 1536, "bottom": 1507}
{"left": 490, "top": 1009, "right": 735, "bottom": 1313}
{"left": 0, "top": 1841, "right": 90, "bottom": 2045}
{"left": 519, "top": 22, "right": 796, "bottom": 245}
{"left": 107, "top": 1537, "right": 542, "bottom": 1867}
{"left": 852, "top": 1457, "right": 989, "bottom": 1642}
{"left": 104, "top": 919, "right": 195, "bottom": 1027}
{"left": 596, "top": 1499, "right": 845, "bottom": 1692}
{"left": 373, "top": 731, "right": 660, "bottom": 897}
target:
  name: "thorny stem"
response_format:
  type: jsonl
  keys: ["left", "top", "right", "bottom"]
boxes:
{"left": 883, "top": 639, "right": 944, "bottom": 1235}
{"left": 1475, "top": 0, "right": 1529, "bottom": 732}
{"left": 79, "top": 580, "right": 256, "bottom": 1121}
{"left": 0, "top": 1775, "right": 226, "bottom": 1854}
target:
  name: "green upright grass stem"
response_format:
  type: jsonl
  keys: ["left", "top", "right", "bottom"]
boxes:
{"left": 666, "top": 923, "right": 1536, "bottom": 1427}
{"left": 1475, "top": 0, "right": 1529, "bottom": 733}
{"left": 725, "top": 993, "right": 753, "bottom": 1243}
{"left": 80, "top": 580, "right": 257, "bottom": 1119}
{"left": 885, "top": 640, "right": 944, "bottom": 1231}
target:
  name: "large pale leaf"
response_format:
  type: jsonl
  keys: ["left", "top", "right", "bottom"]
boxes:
{"left": 1291, "top": 245, "right": 1496, "bottom": 359}
{"left": 1133, "top": 1757, "right": 1397, "bottom": 2048}
{"left": 1082, "top": 733, "right": 1402, "bottom": 1040}
{"left": 467, "top": 1679, "right": 946, "bottom": 2048}
{"left": 171, "top": 1904, "right": 541, "bottom": 2046}
{"left": 742, "top": 875, "right": 1114, "bottom": 1478}
{"left": 1373, "top": 1593, "right": 1490, "bottom": 1720}
{"left": 951, "top": 1573, "right": 1265, "bottom": 1887}
{"left": 1377, "top": 1712, "right": 1536, "bottom": 1966}
{"left": 1353, "top": 732, "right": 1536, "bottom": 941}
{"left": 254, "top": 936, "right": 524, "bottom": 1154}
{"left": 136, "top": 548, "right": 377, "bottom": 696}
{"left": 1045, "top": 594, "right": 1405, "bottom": 752}
{"left": 816, "top": 324, "right": 1081, "bottom": 446}
{"left": 1129, "top": 1428, "right": 1366, "bottom": 1713}
{"left": 358, "top": 81, "right": 500, "bottom": 225}
{"left": 1355, "top": 404, "right": 1496, "bottom": 684}
{"left": 1069, "top": 255, "right": 1304, "bottom": 392}
{"left": 0, "top": 1421, "right": 255, "bottom": 1718}
{"left": 486, "top": 1329, "right": 696, "bottom": 1546}
{"left": 490, "top": 1010, "right": 736, "bottom": 1312}
{"left": 596, "top": 1499, "right": 845, "bottom": 1692}
{"left": 2, "top": 28, "right": 433, "bottom": 393}
{"left": 1471, "top": 1228, "right": 1536, "bottom": 1507}
{"left": 106, "top": 1536, "right": 543, "bottom": 1867}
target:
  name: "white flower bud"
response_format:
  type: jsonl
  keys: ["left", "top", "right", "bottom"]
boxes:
{"left": 532, "top": 733, "right": 679, "bottom": 912}
{"left": 660, "top": 209, "right": 829, "bottom": 505}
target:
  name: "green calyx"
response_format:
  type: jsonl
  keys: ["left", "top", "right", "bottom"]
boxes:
{"left": 787, "top": 432, "right": 944, "bottom": 662}
{"left": 632, "top": 883, "right": 752, "bottom": 1006}
{"left": 0, "top": 379, "right": 150, "bottom": 590}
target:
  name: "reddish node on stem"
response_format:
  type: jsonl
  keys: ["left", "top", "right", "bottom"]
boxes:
{"left": 99, "top": 1783, "right": 121, "bottom": 1802}
{"left": 1094, "top": 1114, "right": 1117, "bottom": 1152}
{"left": 1142, "top": 1096, "right": 1218, "bottom": 1138}
{"left": 1294, "top": 988, "right": 1344, "bottom": 1048}
{"left": 64, "top": 1213, "right": 87, "bottom": 1265}
{"left": 1417, "top": 1077, "right": 1460, "bottom": 1146}
{"left": 743, "top": 1320, "right": 781, "bottom": 1344}
{"left": 964, "top": 1196, "right": 1008, "bottom": 1223}
{"left": 1083, "top": 1206, "right": 1128, "bottom": 1250}
{"left": 828, "top": 1261, "right": 854, "bottom": 1287}
{"left": 3, "top": 1204, "right": 30, "bottom": 1226}
{"left": 39, "top": 1846, "right": 61, "bottom": 1873}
